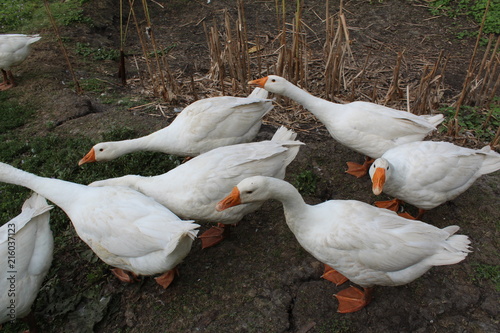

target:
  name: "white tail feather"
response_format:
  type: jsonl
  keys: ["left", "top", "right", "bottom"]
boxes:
{"left": 271, "top": 126, "right": 298, "bottom": 142}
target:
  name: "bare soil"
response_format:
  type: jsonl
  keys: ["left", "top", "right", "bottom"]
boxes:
{"left": 3, "top": 0, "right": 499, "bottom": 332}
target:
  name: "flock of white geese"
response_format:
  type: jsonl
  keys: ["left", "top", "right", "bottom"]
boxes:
{"left": 1, "top": 34, "right": 500, "bottom": 330}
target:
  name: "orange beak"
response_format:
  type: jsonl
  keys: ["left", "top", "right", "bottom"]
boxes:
{"left": 216, "top": 187, "right": 241, "bottom": 211}
{"left": 371, "top": 168, "right": 386, "bottom": 195}
{"left": 248, "top": 76, "right": 268, "bottom": 88}
{"left": 78, "top": 148, "right": 96, "bottom": 166}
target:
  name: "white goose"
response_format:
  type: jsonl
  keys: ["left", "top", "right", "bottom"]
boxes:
{"left": 0, "top": 162, "right": 199, "bottom": 289}
{"left": 0, "top": 34, "right": 41, "bottom": 90}
{"left": 90, "top": 126, "right": 303, "bottom": 248}
{"left": 369, "top": 141, "right": 500, "bottom": 219}
{"left": 249, "top": 75, "right": 444, "bottom": 177}
{"left": 216, "top": 176, "right": 471, "bottom": 313}
{"left": 1, "top": 193, "right": 53, "bottom": 332}
{"left": 78, "top": 88, "right": 273, "bottom": 164}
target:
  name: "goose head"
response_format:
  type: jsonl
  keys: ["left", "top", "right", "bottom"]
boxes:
{"left": 369, "top": 158, "right": 391, "bottom": 195}
{"left": 248, "top": 75, "right": 289, "bottom": 95}
{"left": 79, "top": 142, "right": 119, "bottom": 165}
{"left": 216, "top": 176, "right": 269, "bottom": 211}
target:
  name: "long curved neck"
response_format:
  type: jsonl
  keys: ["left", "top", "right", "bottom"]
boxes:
{"left": 280, "top": 81, "right": 341, "bottom": 121}
{"left": 106, "top": 125, "right": 179, "bottom": 157}
{"left": 0, "top": 162, "right": 84, "bottom": 209}
{"left": 264, "top": 177, "right": 309, "bottom": 231}
{"left": 92, "top": 174, "right": 154, "bottom": 190}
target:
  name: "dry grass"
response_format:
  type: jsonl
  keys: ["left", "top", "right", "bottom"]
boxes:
{"left": 120, "top": 0, "right": 497, "bottom": 146}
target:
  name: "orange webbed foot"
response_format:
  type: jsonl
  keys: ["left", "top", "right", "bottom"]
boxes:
{"left": 111, "top": 268, "right": 140, "bottom": 283}
{"left": 321, "top": 264, "right": 349, "bottom": 286}
{"left": 334, "top": 286, "right": 373, "bottom": 313}
{"left": 0, "top": 83, "right": 14, "bottom": 91}
{"left": 374, "top": 198, "right": 402, "bottom": 212}
{"left": 155, "top": 268, "right": 179, "bottom": 289}
{"left": 345, "top": 157, "right": 374, "bottom": 178}
{"left": 199, "top": 223, "right": 231, "bottom": 249}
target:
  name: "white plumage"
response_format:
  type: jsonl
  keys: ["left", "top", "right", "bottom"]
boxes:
{"left": 0, "top": 162, "right": 199, "bottom": 288}
{"left": 217, "top": 176, "right": 471, "bottom": 313}
{"left": 1, "top": 193, "right": 53, "bottom": 328}
{"left": 79, "top": 88, "right": 273, "bottom": 164}
{"left": 89, "top": 126, "right": 303, "bottom": 248}
{"left": 249, "top": 75, "right": 443, "bottom": 177}
{"left": 0, "top": 34, "right": 41, "bottom": 90}
{"left": 369, "top": 141, "right": 500, "bottom": 218}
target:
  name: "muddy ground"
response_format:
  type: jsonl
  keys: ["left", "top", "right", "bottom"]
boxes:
{"left": 1, "top": 0, "right": 499, "bottom": 332}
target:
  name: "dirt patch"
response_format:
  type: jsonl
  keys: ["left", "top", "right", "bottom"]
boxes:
{"left": 2, "top": 0, "right": 499, "bottom": 332}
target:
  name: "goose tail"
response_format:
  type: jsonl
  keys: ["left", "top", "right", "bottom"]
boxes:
{"left": 27, "top": 34, "right": 42, "bottom": 44}
{"left": 421, "top": 114, "right": 444, "bottom": 127}
{"left": 431, "top": 226, "right": 471, "bottom": 266}
{"left": 477, "top": 145, "right": 500, "bottom": 175}
{"left": 271, "top": 126, "right": 298, "bottom": 142}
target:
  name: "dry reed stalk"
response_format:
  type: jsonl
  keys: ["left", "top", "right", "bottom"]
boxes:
{"left": 118, "top": 0, "right": 127, "bottom": 85}
{"left": 128, "top": 0, "right": 155, "bottom": 89}
{"left": 482, "top": 69, "right": 500, "bottom": 129}
{"left": 469, "top": 35, "right": 500, "bottom": 108}
{"left": 491, "top": 125, "right": 500, "bottom": 148}
{"left": 412, "top": 50, "right": 447, "bottom": 115}
{"left": 204, "top": 21, "right": 226, "bottom": 94}
{"left": 290, "top": 1, "right": 306, "bottom": 85}
{"left": 323, "top": 0, "right": 353, "bottom": 100}
{"left": 383, "top": 51, "right": 404, "bottom": 105}
{"left": 43, "top": 0, "right": 82, "bottom": 94}
{"left": 140, "top": 0, "right": 178, "bottom": 101}
{"left": 472, "top": 34, "right": 495, "bottom": 101}
{"left": 237, "top": 0, "right": 250, "bottom": 90}
{"left": 275, "top": 0, "right": 287, "bottom": 76}
{"left": 224, "top": 11, "right": 238, "bottom": 82}
{"left": 203, "top": 0, "right": 250, "bottom": 94}
{"left": 449, "top": 0, "right": 491, "bottom": 136}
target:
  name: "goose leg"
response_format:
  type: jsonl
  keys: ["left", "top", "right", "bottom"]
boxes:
{"left": 345, "top": 157, "right": 374, "bottom": 178}
{"left": 199, "top": 223, "right": 231, "bottom": 249}
{"left": 155, "top": 267, "right": 179, "bottom": 289}
{"left": 334, "top": 286, "right": 374, "bottom": 313}
{"left": 398, "top": 208, "right": 426, "bottom": 220}
{"left": 374, "top": 198, "right": 402, "bottom": 212}
{"left": 0, "top": 69, "right": 13, "bottom": 90}
{"left": 111, "top": 268, "right": 139, "bottom": 283}
{"left": 321, "top": 264, "right": 348, "bottom": 286}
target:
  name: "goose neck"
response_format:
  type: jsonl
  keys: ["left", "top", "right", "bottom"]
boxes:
{"left": 281, "top": 82, "right": 339, "bottom": 117}
{"left": 265, "top": 178, "right": 308, "bottom": 227}
{"left": 0, "top": 162, "right": 82, "bottom": 208}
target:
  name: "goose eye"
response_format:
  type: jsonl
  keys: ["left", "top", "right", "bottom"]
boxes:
{"left": 245, "top": 190, "right": 253, "bottom": 194}
{"left": 372, "top": 164, "right": 376, "bottom": 168}
{"left": 99, "top": 148, "right": 104, "bottom": 152}
{"left": 271, "top": 79, "right": 276, "bottom": 82}
{"left": 387, "top": 165, "right": 389, "bottom": 170}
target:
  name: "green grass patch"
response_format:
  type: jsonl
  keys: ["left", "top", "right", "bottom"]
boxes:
{"left": 76, "top": 42, "right": 120, "bottom": 61}
{"left": 0, "top": 0, "right": 91, "bottom": 32}
{"left": 429, "top": 0, "right": 500, "bottom": 35}
{"left": 293, "top": 169, "right": 318, "bottom": 196}
{"left": 0, "top": 126, "right": 181, "bottom": 226}
{"left": 79, "top": 78, "right": 108, "bottom": 93}
{"left": 472, "top": 263, "right": 500, "bottom": 291}
{"left": 439, "top": 104, "right": 500, "bottom": 143}
{"left": 0, "top": 93, "right": 35, "bottom": 133}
